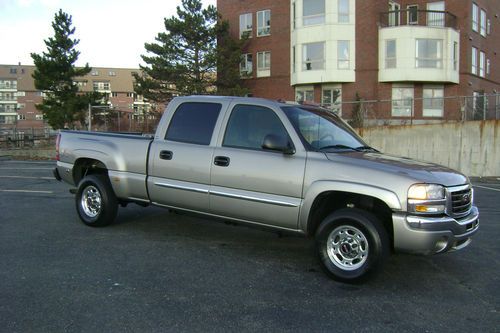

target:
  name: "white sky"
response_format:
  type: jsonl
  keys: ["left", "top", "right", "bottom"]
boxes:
{"left": 0, "top": 0, "right": 217, "bottom": 68}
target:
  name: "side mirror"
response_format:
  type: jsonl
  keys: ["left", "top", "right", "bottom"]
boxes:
{"left": 262, "top": 134, "right": 295, "bottom": 155}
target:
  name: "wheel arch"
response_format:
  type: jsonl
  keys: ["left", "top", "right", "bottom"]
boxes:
{"left": 73, "top": 158, "right": 109, "bottom": 185}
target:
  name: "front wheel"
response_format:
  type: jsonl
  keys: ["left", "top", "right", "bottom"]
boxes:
{"left": 75, "top": 174, "right": 118, "bottom": 227}
{"left": 315, "top": 208, "right": 389, "bottom": 283}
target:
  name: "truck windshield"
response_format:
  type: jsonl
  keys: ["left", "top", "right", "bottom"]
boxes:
{"left": 281, "top": 105, "right": 372, "bottom": 152}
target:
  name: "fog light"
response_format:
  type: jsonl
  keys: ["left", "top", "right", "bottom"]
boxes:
{"left": 434, "top": 237, "right": 448, "bottom": 253}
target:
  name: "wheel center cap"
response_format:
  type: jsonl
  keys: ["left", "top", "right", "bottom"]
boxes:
{"left": 341, "top": 243, "right": 351, "bottom": 254}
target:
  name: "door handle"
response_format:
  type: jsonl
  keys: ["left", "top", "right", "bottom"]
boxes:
{"left": 159, "top": 150, "right": 173, "bottom": 160}
{"left": 214, "top": 156, "right": 230, "bottom": 167}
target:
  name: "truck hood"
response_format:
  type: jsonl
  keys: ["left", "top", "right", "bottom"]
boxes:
{"left": 325, "top": 152, "right": 468, "bottom": 187}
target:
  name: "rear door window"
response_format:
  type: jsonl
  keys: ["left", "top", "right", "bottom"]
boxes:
{"left": 165, "top": 102, "right": 222, "bottom": 145}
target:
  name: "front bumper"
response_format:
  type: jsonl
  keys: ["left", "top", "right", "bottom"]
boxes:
{"left": 392, "top": 206, "right": 479, "bottom": 255}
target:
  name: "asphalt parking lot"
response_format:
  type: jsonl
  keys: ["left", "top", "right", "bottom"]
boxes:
{"left": 0, "top": 159, "right": 499, "bottom": 332}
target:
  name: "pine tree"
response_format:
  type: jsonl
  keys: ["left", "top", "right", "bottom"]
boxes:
{"left": 31, "top": 10, "right": 99, "bottom": 129}
{"left": 216, "top": 20, "right": 249, "bottom": 97}
{"left": 135, "top": 0, "right": 247, "bottom": 101}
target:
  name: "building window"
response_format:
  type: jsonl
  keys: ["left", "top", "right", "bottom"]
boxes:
{"left": 292, "top": 46, "right": 296, "bottom": 73}
{"left": 10, "top": 68, "right": 17, "bottom": 74}
{"left": 109, "top": 71, "right": 116, "bottom": 76}
{"left": 296, "top": 87, "right": 314, "bottom": 103}
{"left": 386, "top": 40, "right": 396, "bottom": 68}
{"left": 415, "top": 39, "right": 442, "bottom": 68}
{"left": 479, "top": 51, "right": 485, "bottom": 77}
{"left": 338, "top": 0, "right": 349, "bottom": 23}
{"left": 471, "top": 47, "right": 478, "bottom": 74}
{"left": 111, "top": 92, "right": 118, "bottom": 97}
{"left": 392, "top": 86, "right": 414, "bottom": 117}
{"left": 18, "top": 114, "right": 26, "bottom": 120}
{"left": 338, "top": 40, "right": 350, "bottom": 69}
{"left": 257, "top": 10, "right": 271, "bottom": 36}
{"left": 480, "top": 9, "right": 486, "bottom": 36}
{"left": 426, "top": 1, "right": 445, "bottom": 27}
{"left": 407, "top": 5, "right": 418, "bottom": 24}
{"left": 423, "top": 86, "right": 444, "bottom": 117}
{"left": 35, "top": 114, "right": 44, "bottom": 120}
{"left": 239, "top": 13, "right": 252, "bottom": 38}
{"left": 303, "top": 0, "right": 325, "bottom": 26}
{"left": 453, "top": 42, "right": 458, "bottom": 71}
{"left": 17, "top": 103, "right": 26, "bottom": 109}
{"left": 487, "top": 19, "right": 491, "bottom": 34}
{"left": 303, "top": 42, "right": 325, "bottom": 71}
{"left": 127, "top": 92, "right": 134, "bottom": 98}
{"left": 15, "top": 91, "right": 25, "bottom": 97}
{"left": 93, "top": 81, "right": 111, "bottom": 91}
{"left": 487, "top": 58, "right": 491, "bottom": 75}
{"left": 240, "top": 53, "right": 253, "bottom": 77}
{"left": 388, "top": 2, "right": 401, "bottom": 26}
{"left": 257, "top": 51, "right": 271, "bottom": 77}
{"left": 292, "top": 2, "right": 296, "bottom": 29}
{"left": 91, "top": 70, "right": 99, "bottom": 76}
{"left": 322, "top": 87, "right": 342, "bottom": 114}
{"left": 472, "top": 3, "right": 479, "bottom": 32}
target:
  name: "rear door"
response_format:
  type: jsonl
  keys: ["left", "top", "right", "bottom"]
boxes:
{"left": 147, "top": 99, "right": 227, "bottom": 212}
{"left": 209, "top": 102, "right": 306, "bottom": 229}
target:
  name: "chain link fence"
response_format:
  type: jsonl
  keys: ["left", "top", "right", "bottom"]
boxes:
{"left": 0, "top": 128, "right": 58, "bottom": 149}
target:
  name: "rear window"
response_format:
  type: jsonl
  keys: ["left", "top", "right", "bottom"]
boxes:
{"left": 165, "top": 102, "right": 222, "bottom": 145}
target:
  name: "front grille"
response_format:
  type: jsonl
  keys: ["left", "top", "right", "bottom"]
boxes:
{"left": 450, "top": 188, "right": 472, "bottom": 216}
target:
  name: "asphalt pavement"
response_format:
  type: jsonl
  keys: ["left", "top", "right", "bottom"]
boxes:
{"left": 0, "top": 160, "right": 499, "bottom": 332}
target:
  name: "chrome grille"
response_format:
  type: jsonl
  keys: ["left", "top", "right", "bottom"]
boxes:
{"left": 450, "top": 187, "right": 472, "bottom": 217}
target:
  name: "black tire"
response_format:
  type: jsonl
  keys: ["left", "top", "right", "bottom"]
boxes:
{"left": 315, "top": 208, "right": 389, "bottom": 283}
{"left": 75, "top": 174, "right": 118, "bottom": 227}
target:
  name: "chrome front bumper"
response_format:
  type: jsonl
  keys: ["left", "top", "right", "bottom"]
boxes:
{"left": 392, "top": 206, "right": 479, "bottom": 255}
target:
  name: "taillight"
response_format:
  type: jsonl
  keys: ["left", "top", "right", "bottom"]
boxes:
{"left": 55, "top": 133, "right": 61, "bottom": 161}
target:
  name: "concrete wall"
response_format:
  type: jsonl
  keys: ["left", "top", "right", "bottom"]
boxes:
{"left": 359, "top": 120, "right": 500, "bottom": 177}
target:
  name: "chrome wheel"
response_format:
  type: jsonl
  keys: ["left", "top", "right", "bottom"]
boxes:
{"left": 327, "top": 225, "right": 369, "bottom": 271}
{"left": 81, "top": 185, "right": 102, "bottom": 218}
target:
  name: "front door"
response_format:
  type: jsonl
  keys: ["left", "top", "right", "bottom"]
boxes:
{"left": 210, "top": 103, "right": 306, "bottom": 229}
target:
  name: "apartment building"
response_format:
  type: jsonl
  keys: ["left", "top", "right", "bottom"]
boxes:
{"left": 218, "top": 0, "right": 500, "bottom": 123}
{"left": 0, "top": 64, "right": 158, "bottom": 130}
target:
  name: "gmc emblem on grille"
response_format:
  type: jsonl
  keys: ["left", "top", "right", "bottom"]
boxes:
{"left": 462, "top": 193, "right": 470, "bottom": 203}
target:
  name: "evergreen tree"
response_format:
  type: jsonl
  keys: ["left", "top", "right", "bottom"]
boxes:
{"left": 135, "top": 0, "right": 247, "bottom": 101}
{"left": 31, "top": 10, "right": 99, "bottom": 129}
{"left": 216, "top": 20, "right": 249, "bottom": 97}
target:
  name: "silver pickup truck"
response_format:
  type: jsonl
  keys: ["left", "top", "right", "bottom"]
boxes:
{"left": 54, "top": 96, "right": 479, "bottom": 282}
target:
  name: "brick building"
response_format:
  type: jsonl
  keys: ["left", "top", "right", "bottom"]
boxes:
{"left": 217, "top": 0, "right": 500, "bottom": 123}
{"left": 0, "top": 64, "right": 160, "bottom": 131}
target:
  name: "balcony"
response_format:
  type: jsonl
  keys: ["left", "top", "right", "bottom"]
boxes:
{"left": 378, "top": 9, "right": 459, "bottom": 84}
{"left": 380, "top": 9, "right": 457, "bottom": 29}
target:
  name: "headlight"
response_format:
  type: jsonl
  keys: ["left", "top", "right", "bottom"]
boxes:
{"left": 408, "top": 184, "right": 446, "bottom": 214}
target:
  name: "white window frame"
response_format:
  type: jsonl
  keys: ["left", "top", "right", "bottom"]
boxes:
{"left": 321, "top": 85, "right": 342, "bottom": 115}
{"left": 257, "top": 10, "right": 271, "bottom": 37}
{"left": 388, "top": 2, "right": 401, "bottom": 27}
{"left": 423, "top": 85, "right": 444, "bottom": 117}
{"left": 392, "top": 85, "right": 414, "bottom": 117}
{"left": 487, "top": 58, "right": 491, "bottom": 75}
{"left": 296, "top": 86, "right": 314, "bottom": 103}
{"left": 337, "top": 40, "right": 350, "bottom": 69}
{"left": 415, "top": 39, "right": 442, "bottom": 68}
{"left": 257, "top": 51, "right": 271, "bottom": 77}
{"left": 239, "top": 13, "right": 252, "bottom": 39}
{"left": 303, "top": 42, "right": 325, "bottom": 71}
{"left": 303, "top": 0, "right": 325, "bottom": 26}
{"left": 338, "top": 0, "right": 349, "bottom": 23}
{"left": 479, "top": 51, "right": 485, "bottom": 77}
{"left": 487, "top": 19, "right": 491, "bottom": 34}
{"left": 407, "top": 5, "right": 418, "bottom": 25}
{"left": 480, "top": 9, "right": 486, "bottom": 36}
{"left": 471, "top": 47, "right": 478, "bottom": 74}
{"left": 472, "top": 3, "right": 479, "bottom": 32}
{"left": 240, "top": 53, "right": 253, "bottom": 77}
{"left": 386, "top": 39, "right": 396, "bottom": 68}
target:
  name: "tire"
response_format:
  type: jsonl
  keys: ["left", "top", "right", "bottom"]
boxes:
{"left": 315, "top": 208, "right": 389, "bottom": 283}
{"left": 75, "top": 174, "right": 118, "bottom": 227}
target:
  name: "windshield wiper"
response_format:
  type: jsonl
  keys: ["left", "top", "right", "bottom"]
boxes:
{"left": 318, "top": 144, "right": 379, "bottom": 152}
{"left": 354, "top": 145, "right": 379, "bottom": 152}
{"left": 318, "top": 144, "right": 357, "bottom": 151}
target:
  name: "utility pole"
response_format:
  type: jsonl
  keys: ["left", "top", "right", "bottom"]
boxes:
{"left": 88, "top": 103, "right": 92, "bottom": 131}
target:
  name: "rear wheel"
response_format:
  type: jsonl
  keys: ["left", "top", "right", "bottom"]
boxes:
{"left": 315, "top": 208, "right": 389, "bottom": 283}
{"left": 75, "top": 174, "right": 118, "bottom": 227}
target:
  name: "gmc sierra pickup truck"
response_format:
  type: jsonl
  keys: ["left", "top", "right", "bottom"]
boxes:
{"left": 54, "top": 96, "right": 479, "bottom": 282}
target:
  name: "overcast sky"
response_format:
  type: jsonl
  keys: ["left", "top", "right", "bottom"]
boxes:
{"left": 0, "top": 0, "right": 217, "bottom": 69}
